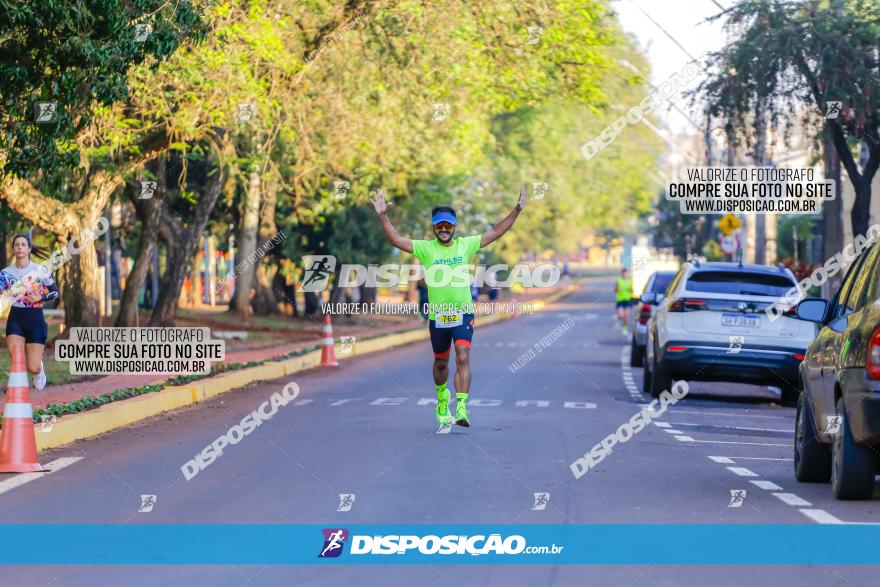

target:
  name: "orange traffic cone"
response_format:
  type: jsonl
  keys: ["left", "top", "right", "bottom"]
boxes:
{"left": 0, "top": 348, "right": 44, "bottom": 472}
{"left": 320, "top": 313, "right": 339, "bottom": 367}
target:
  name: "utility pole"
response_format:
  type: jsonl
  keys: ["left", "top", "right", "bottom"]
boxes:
{"left": 754, "top": 100, "right": 768, "bottom": 264}
{"left": 701, "top": 112, "right": 716, "bottom": 248}
{"left": 726, "top": 122, "right": 737, "bottom": 262}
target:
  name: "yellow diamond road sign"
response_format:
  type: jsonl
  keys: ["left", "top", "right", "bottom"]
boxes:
{"left": 719, "top": 214, "right": 741, "bottom": 236}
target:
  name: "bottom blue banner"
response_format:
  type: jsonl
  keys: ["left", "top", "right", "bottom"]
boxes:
{"left": 2, "top": 525, "right": 879, "bottom": 565}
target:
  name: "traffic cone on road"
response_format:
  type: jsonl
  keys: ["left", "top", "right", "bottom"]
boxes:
{"left": 320, "top": 313, "right": 339, "bottom": 367}
{"left": 0, "top": 348, "right": 44, "bottom": 472}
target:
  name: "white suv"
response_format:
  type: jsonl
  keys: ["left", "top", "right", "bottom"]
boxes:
{"left": 643, "top": 261, "right": 816, "bottom": 404}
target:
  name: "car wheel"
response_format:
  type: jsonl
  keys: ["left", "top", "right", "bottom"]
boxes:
{"left": 649, "top": 353, "right": 671, "bottom": 398}
{"left": 642, "top": 350, "right": 652, "bottom": 393}
{"left": 794, "top": 391, "right": 831, "bottom": 482}
{"left": 831, "top": 397, "right": 876, "bottom": 500}
{"left": 630, "top": 336, "right": 644, "bottom": 368}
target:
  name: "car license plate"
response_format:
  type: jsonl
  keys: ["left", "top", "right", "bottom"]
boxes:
{"left": 721, "top": 313, "right": 760, "bottom": 328}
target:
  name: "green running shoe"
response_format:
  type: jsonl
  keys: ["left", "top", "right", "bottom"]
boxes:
{"left": 455, "top": 395, "right": 470, "bottom": 427}
{"left": 437, "top": 389, "right": 452, "bottom": 426}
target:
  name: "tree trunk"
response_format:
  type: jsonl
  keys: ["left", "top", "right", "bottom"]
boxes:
{"left": 150, "top": 171, "right": 224, "bottom": 327}
{"left": 304, "top": 291, "right": 320, "bottom": 315}
{"left": 851, "top": 179, "right": 871, "bottom": 241}
{"left": 151, "top": 238, "right": 197, "bottom": 326}
{"left": 828, "top": 122, "right": 880, "bottom": 251}
{"left": 251, "top": 171, "right": 280, "bottom": 315}
{"left": 230, "top": 165, "right": 262, "bottom": 318}
{"left": 361, "top": 285, "right": 378, "bottom": 304}
{"left": 117, "top": 226, "right": 155, "bottom": 326}
{"left": 58, "top": 239, "right": 102, "bottom": 328}
{"left": 821, "top": 127, "right": 844, "bottom": 297}
{"left": 117, "top": 159, "right": 165, "bottom": 327}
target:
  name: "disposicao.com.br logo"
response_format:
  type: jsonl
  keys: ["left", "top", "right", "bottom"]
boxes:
{"left": 318, "top": 529, "right": 563, "bottom": 558}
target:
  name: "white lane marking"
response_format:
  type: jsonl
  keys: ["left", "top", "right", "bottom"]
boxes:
{"left": 729, "top": 425, "right": 793, "bottom": 433}
{"left": 654, "top": 422, "right": 671, "bottom": 428}
{"left": 750, "top": 480, "right": 784, "bottom": 491}
{"left": 708, "top": 457, "right": 843, "bottom": 526}
{"left": 0, "top": 457, "right": 83, "bottom": 497}
{"left": 681, "top": 439, "right": 789, "bottom": 447}
{"left": 515, "top": 400, "right": 550, "bottom": 407}
{"left": 369, "top": 397, "right": 407, "bottom": 405}
{"left": 773, "top": 493, "right": 812, "bottom": 507}
{"left": 674, "top": 435, "right": 695, "bottom": 442}
{"left": 726, "top": 467, "right": 758, "bottom": 477}
{"left": 799, "top": 509, "right": 844, "bottom": 525}
{"left": 436, "top": 425, "right": 451, "bottom": 435}
{"left": 470, "top": 399, "right": 502, "bottom": 407}
{"left": 709, "top": 456, "right": 734, "bottom": 464}
{"left": 664, "top": 421, "right": 792, "bottom": 434}
{"left": 665, "top": 409, "right": 790, "bottom": 421}
{"left": 724, "top": 456, "right": 791, "bottom": 462}
{"left": 563, "top": 402, "right": 597, "bottom": 409}
{"left": 663, "top": 429, "right": 684, "bottom": 434}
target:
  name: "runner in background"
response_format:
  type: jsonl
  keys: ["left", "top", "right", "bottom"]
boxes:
{"left": 1, "top": 234, "right": 59, "bottom": 390}
{"left": 615, "top": 268, "right": 633, "bottom": 335}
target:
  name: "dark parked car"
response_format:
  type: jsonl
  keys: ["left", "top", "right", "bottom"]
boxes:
{"left": 630, "top": 270, "right": 676, "bottom": 367}
{"left": 795, "top": 242, "right": 880, "bottom": 499}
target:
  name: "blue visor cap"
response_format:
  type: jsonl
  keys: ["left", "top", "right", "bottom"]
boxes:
{"left": 431, "top": 211, "right": 457, "bottom": 226}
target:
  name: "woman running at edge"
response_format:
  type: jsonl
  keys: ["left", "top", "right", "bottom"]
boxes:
{"left": 1, "top": 234, "right": 59, "bottom": 390}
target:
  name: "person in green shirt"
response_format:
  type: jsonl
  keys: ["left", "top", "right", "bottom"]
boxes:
{"left": 615, "top": 268, "right": 634, "bottom": 334}
{"left": 372, "top": 186, "right": 527, "bottom": 427}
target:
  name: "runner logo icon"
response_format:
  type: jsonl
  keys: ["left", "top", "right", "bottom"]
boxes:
{"left": 728, "top": 490, "right": 746, "bottom": 508}
{"left": 319, "top": 528, "right": 349, "bottom": 558}
{"left": 337, "top": 493, "right": 356, "bottom": 511}
{"left": 531, "top": 492, "right": 550, "bottom": 511}
{"left": 301, "top": 255, "right": 337, "bottom": 292}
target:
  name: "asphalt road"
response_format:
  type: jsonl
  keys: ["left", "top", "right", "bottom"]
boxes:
{"left": 1, "top": 280, "right": 879, "bottom": 585}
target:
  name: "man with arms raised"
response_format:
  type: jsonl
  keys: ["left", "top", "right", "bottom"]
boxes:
{"left": 371, "top": 187, "right": 527, "bottom": 427}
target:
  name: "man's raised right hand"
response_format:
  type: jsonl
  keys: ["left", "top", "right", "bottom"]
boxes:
{"left": 371, "top": 189, "right": 391, "bottom": 215}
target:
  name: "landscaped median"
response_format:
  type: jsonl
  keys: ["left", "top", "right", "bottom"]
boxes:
{"left": 22, "top": 282, "right": 577, "bottom": 452}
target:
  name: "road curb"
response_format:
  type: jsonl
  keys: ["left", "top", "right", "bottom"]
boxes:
{"left": 34, "top": 283, "right": 577, "bottom": 451}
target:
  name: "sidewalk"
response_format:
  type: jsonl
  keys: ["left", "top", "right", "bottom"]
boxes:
{"left": 0, "top": 284, "right": 564, "bottom": 411}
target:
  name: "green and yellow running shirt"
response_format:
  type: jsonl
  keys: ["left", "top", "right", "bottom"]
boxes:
{"left": 412, "top": 235, "right": 482, "bottom": 319}
{"left": 616, "top": 277, "right": 633, "bottom": 302}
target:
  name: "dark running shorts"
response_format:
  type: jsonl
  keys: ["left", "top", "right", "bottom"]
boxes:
{"left": 5, "top": 306, "right": 48, "bottom": 344}
{"left": 428, "top": 313, "right": 475, "bottom": 358}
{"left": 615, "top": 300, "right": 633, "bottom": 309}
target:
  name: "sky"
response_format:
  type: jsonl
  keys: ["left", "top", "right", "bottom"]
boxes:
{"left": 613, "top": 0, "right": 736, "bottom": 135}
